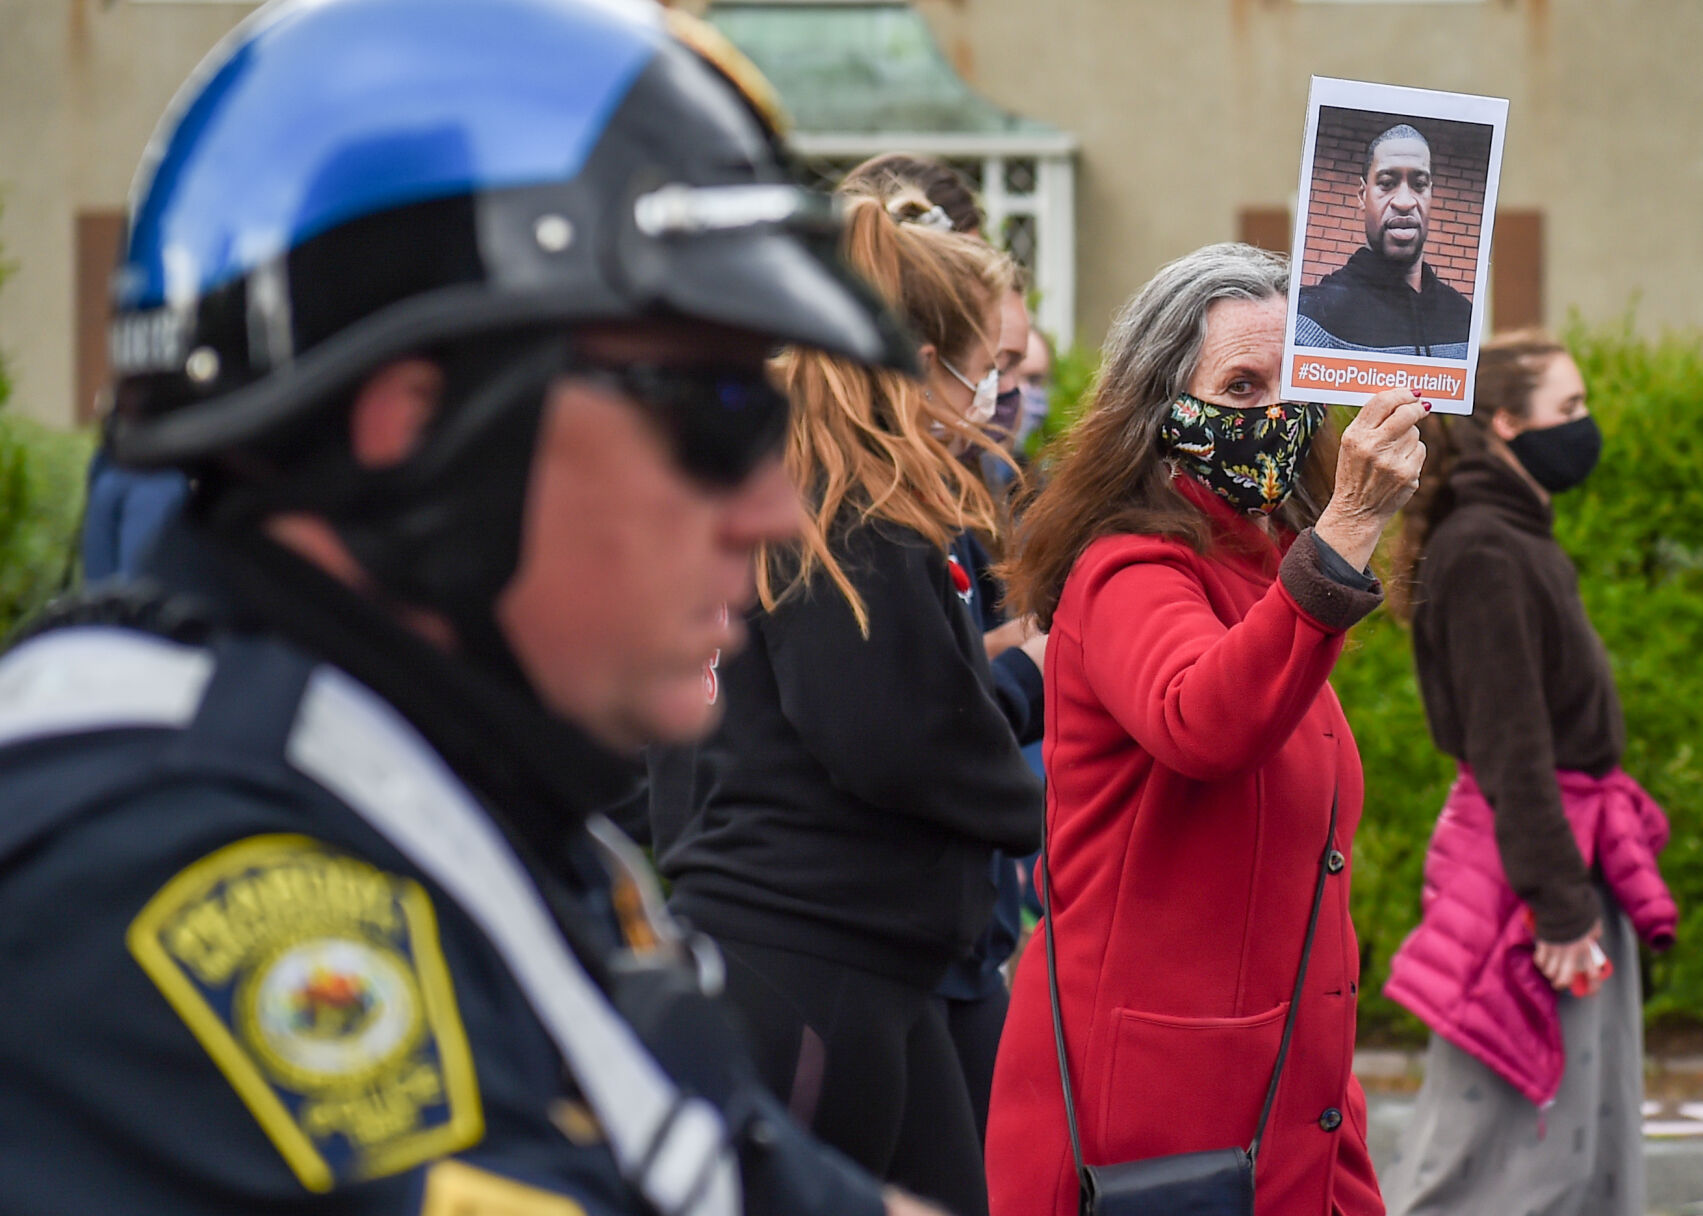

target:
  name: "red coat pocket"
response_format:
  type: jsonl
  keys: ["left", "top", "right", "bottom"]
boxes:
{"left": 1094, "top": 1002, "right": 1289, "bottom": 1165}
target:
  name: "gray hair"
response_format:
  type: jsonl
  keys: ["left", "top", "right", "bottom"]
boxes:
{"left": 1096, "top": 241, "right": 1290, "bottom": 432}
{"left": 1002, "top": 242, "right": 1334, "bottom": 626}
{"left": 1086, "top": 242, "right": 1330, "bottom": 533}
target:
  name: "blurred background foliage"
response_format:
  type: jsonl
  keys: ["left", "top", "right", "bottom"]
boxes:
{"left": 0, "top": 411, "right": 91, "bottom": 634}
{"left": 1033, "top": 319, "right": 1703, "bottom": 1044}
{"left": 1023, "top": 342, "right": 1100, "bottom": 461}
{"left": 1545, "top": 320, "right": 1702, "bottom": 1034}
{"left": 0, "top": 229, "right": 93, "bottom": 635}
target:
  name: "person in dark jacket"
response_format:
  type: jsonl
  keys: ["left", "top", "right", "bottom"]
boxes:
{"left": 81, "top": 444, "right": 189, "bottom": 580}
{"left": 840, "top": 150, "right": 1046, "bottom": 1146}
{"left": 651, "top": 193, "right": 1044, "bottom": 1216}
{"left": 1382, "top": 331, "right": 1673, "bottom": 1216}
{"left": 1296, "top": 124, "right": 1473, "bottom": 358}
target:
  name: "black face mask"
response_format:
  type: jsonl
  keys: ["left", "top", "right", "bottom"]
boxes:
{"left": 1507, "top": 414, "right": 1602, "bottom": 494}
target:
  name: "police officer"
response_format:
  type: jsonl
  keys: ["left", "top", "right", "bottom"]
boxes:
{"left": 0, "top": 2, "right": 945, "bottom": 1214}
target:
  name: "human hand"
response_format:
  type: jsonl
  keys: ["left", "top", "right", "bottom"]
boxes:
{"left": 884, "top": 1186, "right": 954, "bottom": 1216}
{"left": 1534, "top": 921, "right": 1606, "bottom": 995}
{"left": 1314, "top": 389, "right": 1428, "bottom": 571}
{"left": 984, "top": 615, "right": 1041, "bottom": 661}
{"left": 1018, "top": 626, "right": 1047, "bottom": 670}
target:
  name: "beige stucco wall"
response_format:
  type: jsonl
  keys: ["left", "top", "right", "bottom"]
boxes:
{"left": 3, "top": 0, "right": 1700, "bottom": 428}
{"left": 918, "top": 0, "right": 1703, "bottom": 358}
{"left": 0, "top": 0, "right": 258, "bottom": 426}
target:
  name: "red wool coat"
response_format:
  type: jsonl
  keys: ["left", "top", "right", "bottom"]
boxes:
{"left": 987, "top": 488, "right": 1385, "bottom": 1216}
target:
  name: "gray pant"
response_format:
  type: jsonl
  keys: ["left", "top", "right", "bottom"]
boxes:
{"left": 1383, "top": 893, "right": 1644, "bottom": 1216}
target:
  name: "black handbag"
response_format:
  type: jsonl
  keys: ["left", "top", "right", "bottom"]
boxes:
{"left": 1041, "top": 791, "right": 1340, "bottom": 1216}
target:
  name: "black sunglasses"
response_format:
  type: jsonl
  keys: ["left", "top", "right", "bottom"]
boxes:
{"left": 570, "top": 360, "right": 791, "bottom": 488}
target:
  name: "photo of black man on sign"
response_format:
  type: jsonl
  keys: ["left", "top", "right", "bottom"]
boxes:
{"left": 1283, "top": 78, "right": 1506, "bottom": 414}
{"left": 1297, "top": 118, "right": 1482, "bottom": 357}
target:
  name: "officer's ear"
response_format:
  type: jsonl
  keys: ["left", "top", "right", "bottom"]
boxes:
{"left": 349, "top": 358, "right": 445, "bottom": 469}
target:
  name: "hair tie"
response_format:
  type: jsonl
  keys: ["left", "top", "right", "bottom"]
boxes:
{"left": 889, "top": 201, "right": 955, "bottom": 233}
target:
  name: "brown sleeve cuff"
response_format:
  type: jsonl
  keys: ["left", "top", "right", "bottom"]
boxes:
{"left": 1529, "top": 879, "right": 1605, "bottom": 944}
{"left": 1278, "top": 529, "right": 1385, "bottom": 632}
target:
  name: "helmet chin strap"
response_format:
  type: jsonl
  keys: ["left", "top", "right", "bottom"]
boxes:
{"left": 211, "top": 332, "right": 571, "bottom": 697}
{"left": 340, "top": 334, "right": 570, "bottom": 692}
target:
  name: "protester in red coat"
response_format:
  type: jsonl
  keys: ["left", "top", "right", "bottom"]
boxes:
{"left": 990, "top": 243, "right": 1427, "bottom": 1216}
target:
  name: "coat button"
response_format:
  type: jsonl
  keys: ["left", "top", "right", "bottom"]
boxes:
{"left": 1325, "top": 849, "right": 1346, "bottom": 874}
{"left": 1318, "top": 1107, "right": 1343, "bottom": 1132}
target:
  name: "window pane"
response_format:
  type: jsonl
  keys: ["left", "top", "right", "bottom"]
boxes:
{"left": 1003, "top": 158, "right": 1038, "bottom": 197}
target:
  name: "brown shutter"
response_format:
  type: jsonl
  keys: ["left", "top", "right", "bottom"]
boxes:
{"left": 1491, "top": 209, "right": 1544, "bottom": 332}
{"left": 1238, "top": 207, "right": 1293, "bottom": 255}
{"left": 75, "top": 210, "right": 126, "bottom": 425}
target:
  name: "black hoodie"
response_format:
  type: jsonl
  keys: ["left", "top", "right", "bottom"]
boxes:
{"left": 1296, "top": 246, "right": 1473, "bottom": 357}
{"left": 653, "top": 518, "right": 1044, "bottom": 988}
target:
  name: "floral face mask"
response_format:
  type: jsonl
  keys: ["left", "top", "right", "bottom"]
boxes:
{"left": 1160, "top": 393, "right": 1328, "bottom": 516}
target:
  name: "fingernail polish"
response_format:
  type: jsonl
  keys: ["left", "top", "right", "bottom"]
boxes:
{"left": 1422, "top": 401, "right": 1432, "bottom": 412}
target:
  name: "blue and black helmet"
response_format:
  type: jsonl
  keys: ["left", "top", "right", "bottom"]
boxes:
{"left": 103, "top": 0, "right": 916, "bottom": 626}
{"left": 107, "top": 0, "right": 913, "bottom": 467}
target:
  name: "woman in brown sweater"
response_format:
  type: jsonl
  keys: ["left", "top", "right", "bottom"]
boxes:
{"left": 1382, "top": 331, "right": 1674, "bottom": 1216}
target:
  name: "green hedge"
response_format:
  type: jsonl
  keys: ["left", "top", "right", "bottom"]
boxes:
{"left": 0, "top": 420, "right": 90, "bottom": 629}
{"left": 1559, "top": 323, "right": 1703, "bottom": 1031}
{"left": 0, "top": 221, "right": 94, "bottom": 630}
{"left": 1031, "top": 324, "right": 1703, "bottom": 1042}
{"left": 0, "top": 412, "right": 92, "bottom": 632}
{"left": 1023, "top": 342, "right": 1100, "bottom": 461}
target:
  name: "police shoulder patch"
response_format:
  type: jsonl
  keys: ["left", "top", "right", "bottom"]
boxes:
{"left": 127, "top": 834, "right": 483, "bottom": 1192}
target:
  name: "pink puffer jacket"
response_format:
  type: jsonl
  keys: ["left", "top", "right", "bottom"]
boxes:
{"left": 1384, "top": 766, "right": 1676, "bottom": 1107}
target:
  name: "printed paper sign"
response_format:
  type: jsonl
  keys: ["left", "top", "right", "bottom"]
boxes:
{"left": 1282, "top": 77, "right": 1508, "bottom": 415}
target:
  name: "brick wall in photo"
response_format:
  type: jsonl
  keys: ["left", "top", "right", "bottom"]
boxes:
{"left": 1300, "top": 108, "right": 1493, "bottom": 300}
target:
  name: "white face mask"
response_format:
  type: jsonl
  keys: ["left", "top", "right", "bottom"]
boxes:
{"left": 942, "top": 358, "right": 999, "bottom": 427}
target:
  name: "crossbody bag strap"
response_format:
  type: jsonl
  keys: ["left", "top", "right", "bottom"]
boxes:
{"left": 1247, "top": 787, "right": 1338, "bottom": 1161}
{"left": 1041, "top": 824, "right": 1090, "bottom": 1180}
{"left": 1043, "top": 787, "right": 1340, "bottom": 1172}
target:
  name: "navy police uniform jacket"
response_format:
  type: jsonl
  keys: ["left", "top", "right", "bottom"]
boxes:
{"left": 0, "top": 519, "right": 882, "bottom": 1216}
